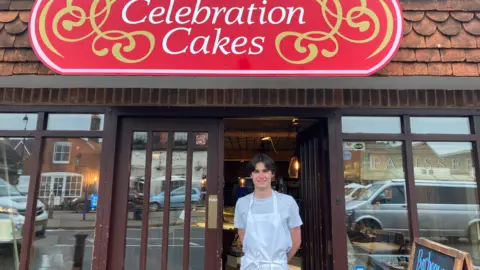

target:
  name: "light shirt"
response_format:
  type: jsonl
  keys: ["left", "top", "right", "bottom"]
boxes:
{"left": 234, "top": 192, "right": 303, "bottom": 230}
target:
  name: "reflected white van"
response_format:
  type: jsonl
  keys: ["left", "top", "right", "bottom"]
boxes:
{"left": 0, "top": 179, "right": 48, "bottom": 243}
{"left": 345, "top": 179, "right": 480, "bottom": 242}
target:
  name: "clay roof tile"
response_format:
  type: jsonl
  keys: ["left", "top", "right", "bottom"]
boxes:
{"left": 376, "top": 63, "right": 404, "bottom": 76}
{"left": 403, "top": 63, "right": 429, "bottom": 75}
{"left": 392, "top": 49, "right": 416, "bottom": 62}
{"left": 0, "top": 11, "right": 17, "bottom": 23}
{"left": 400, "top": 31, "right": 427, "bottom": 48}
{"left": 452, "top": 63, "right": 479, "bottom": 76}
{"left": 413, "top": 18, "right": 437, "bottom": 36}
{"left": 403, "top": 11, "right": 425, "bottom": 22}
{"left": 440, "top": 49, "right": 466, "bottom": 62}
{"left": 13, "top": 31, "right": 30, "bottom": 48}
{"left": 425, "top": 31, "right": 452, "bottom": 48}
{"left": 9, "top": 1, "right": 33, "bottom": 11}
{"left": 464, "top": 19, "right": 480, "bottom": 36}
{"left": 4, "top": 17, "right": 27, "bottom": 35}
{"left": 415, "top": 49, "right": 441, "bottom": 62}
{"left": 466, "top": 50, "right": 480, "bottom": 62}
{"left": 404, "top": 21, "right": 413, "bottom": 35}
{"left": 0, "top": 63, "right": 14, "bottom": 75}
{"left": 451, "top": 31, "right": 477, "bottom": 48}
{"left": 18, "top": 11, "right": 29, "bottom": 23}
{"left": 13, "top": 62, "right": 40, "bottom": 75}
{"left": 428, "top": 63, "right": 453, "bottom": 76}
{"left": 426, "top": 12, "right": 450, "bottom": 22}
{"left": 450, "top": 12, "right": 475, "bottom": 22}
{"left": 0, "top": 29, "right": 15, "bottom": 48}
{"left": 438, "top": 17, "right": 462, "bottom": 36}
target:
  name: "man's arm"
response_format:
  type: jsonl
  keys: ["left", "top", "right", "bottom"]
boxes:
{"left": 287, "top": 226, "right": 301, "bottom": 262}
{"left": 238, "top": 229, "right": 245, "bottom": 243}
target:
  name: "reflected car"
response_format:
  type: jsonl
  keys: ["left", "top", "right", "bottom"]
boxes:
{"left": 0, "top": 179, "right": 48, "bottom": 244}
{"left": 345, "top": 179, "right": 480, "bottom": 242}
{"left": 149, "top": 186, "right": 204, "bottom": 211}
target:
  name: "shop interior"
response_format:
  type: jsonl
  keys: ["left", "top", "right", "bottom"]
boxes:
{"left": 221, "top": 117, "right": 318, "bottom": 270}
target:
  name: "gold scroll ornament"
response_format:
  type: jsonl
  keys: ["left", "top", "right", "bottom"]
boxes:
{"left": 39, "top": 0, "right": 155, "bottom": 64}
{"left": 37, "top": 0, "right": 394, "bottom": 66}
{"left": 275, "top": 0, "right": 395, "bottom": 65}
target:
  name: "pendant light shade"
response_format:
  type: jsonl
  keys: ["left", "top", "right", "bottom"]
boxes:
{"left": 288, "top": 156, "right": 300, "bottom": 179}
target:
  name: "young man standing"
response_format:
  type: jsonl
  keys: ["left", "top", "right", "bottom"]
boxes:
{"left": 234, "top": 153, "right": 303, "bottom": 269}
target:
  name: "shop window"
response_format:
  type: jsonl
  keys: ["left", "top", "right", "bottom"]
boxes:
{"left": 412, "top": 141, "right": 480, "bottom": 266}
{"left": 47, "top": 114, "right": 104, "bottom": 131}
{"left": 0, "top": 137, "right": 34, "bottom": 270}
{"left": 52, "top": 142, "right": 72, "bottom": 164}
{"left": 343, "top": 141, "right": 411, "bottom": 270}
{"left": 342, "top": 116, "right": 401, "bottom": 134}
{"left": 0, "top": 113, "right": 37, "bottom": 130}
{"left": 410, "top": 117, "right": 471, "bottom": 134}
{"left": 30, "top": 138, "right": 102, "bottom": 270}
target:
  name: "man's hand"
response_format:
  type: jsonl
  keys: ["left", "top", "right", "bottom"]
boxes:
{"left": 287, "top": 226, "right": 301, "bottom": 262}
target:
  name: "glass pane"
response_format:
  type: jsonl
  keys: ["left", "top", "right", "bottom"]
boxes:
{"left": 47, "top": 114, "right": 104, "bottom": 131}
{"left": 190, "top": 132, "right": 208, "bottom": 270}
{"left": 411, "top": 117, "right": 471, "bottom": 134}
{"left": 146, "top": 132, "right": 168, "bottom": 269}
{"left": 0, "top": 114, "right": 37, "bottom": 130}
{"left": 168, "top": 132, "right": 188, "bottom": 270}
{"left": 342, "top": 116, "right": 401, "bottom": 134}
{"left": 31, "top": 138, "right": 102, "bottom": 270}
{"left": 124, "top": 132, "right": 147, "bottom": 270}
{"left": 0, "top": 138, "right": 34, "bottom": 270}
{"left": 412, "top": 142, "right": 480, "bottom": 266}
{"left": 343, "top": 141, "right": 411, "bottom": 269}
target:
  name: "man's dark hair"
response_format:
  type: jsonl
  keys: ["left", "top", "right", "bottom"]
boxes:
{"left": 247, "top": 153, "right": 276, "bottom": 174}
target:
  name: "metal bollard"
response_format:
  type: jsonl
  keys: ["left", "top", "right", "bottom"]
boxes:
{"left": 72, "top": 233, "right": 88, "bottom": 269}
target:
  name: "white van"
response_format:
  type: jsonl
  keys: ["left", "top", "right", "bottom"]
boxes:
{"left": 0, "top": 179, "right": 48, "bottom": 243}
{"left": 345, "top": 179, "right": 480, "bottom": 242}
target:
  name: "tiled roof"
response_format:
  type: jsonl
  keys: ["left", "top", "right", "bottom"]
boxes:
{"left": 0, "top": 0, "right": 479, "bottom": 76}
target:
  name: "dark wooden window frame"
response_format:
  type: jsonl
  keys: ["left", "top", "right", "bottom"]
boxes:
{"left": 337, "top": 113, "right": 480, "bottom": 270}
{"left": 2, "top": 105, "right": 480, "bottom": 270}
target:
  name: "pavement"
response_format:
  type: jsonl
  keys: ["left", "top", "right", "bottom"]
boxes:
{"left": 45, "top": 209, "right": 204, "bottom": 230}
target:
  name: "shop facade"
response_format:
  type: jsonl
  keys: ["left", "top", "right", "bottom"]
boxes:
{"left": 0, "top": 0, "right": 480, "bottom": 269}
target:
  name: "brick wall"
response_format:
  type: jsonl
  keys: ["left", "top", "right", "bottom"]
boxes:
{"left": 0, "top": 88, "right": 479, "bottom": 108}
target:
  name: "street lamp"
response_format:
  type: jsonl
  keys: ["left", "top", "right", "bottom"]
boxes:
{"left": 22, "top": 114, "right": 28, "bottom": 128}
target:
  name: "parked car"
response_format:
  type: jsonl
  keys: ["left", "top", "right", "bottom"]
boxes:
{"left": 345, "top": 183, "right": 368, "bottom": 202}
{"left": 0, "top": 179, "right": 48, "bottom": 244}
{"left": 345, "top": 179, "right": 480, "bottom": 242}
{"left": 63, "top": 196, "right": 91, "bottom": 213}
{"left": 149, "top": 186, "right": 204, "bottom": 211}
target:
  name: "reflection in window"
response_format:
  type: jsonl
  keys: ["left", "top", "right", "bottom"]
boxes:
{"left": 0, "top": 137, "right": 35, "bottom": 270}
{"left": 412, "top": 142, "right": 480, "bottom": 266}
{"left": 342, "top": 117, "right": 402, "bottom": 134}
{"left": 31, "top": 138, "right": 102, "bottom": 270}
{"left": 343, "top": 141, "right": 411, "bottom": 270}
{"left": 47, "top": 114, "right": 104, "bottom": 131}
{"left": 52, "top": 142, "right": 72, "bottom": 164}
{"left": 0, "top": 113, "right": 37, "bottom": 130}
{"left": 410, "top": 117, "right": 471, "bottom": 134}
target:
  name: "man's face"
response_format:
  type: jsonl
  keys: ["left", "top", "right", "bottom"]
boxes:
{"left": 251, "top": 162, "right": 274, "bottom": 190}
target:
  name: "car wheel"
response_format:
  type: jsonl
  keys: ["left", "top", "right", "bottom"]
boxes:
{"left": 75, "top": 203, "right": 84, "bottom": 213}
{"left": 149, "top": 203, "right": 160, "bottom": 212}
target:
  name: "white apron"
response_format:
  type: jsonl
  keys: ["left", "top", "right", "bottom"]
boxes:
{"left": 240, "top": 191, "right": 291, "bottom": 270}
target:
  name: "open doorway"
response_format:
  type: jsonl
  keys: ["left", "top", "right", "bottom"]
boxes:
{"left": 221, "top": 117, "right": 331, "bottom": 270}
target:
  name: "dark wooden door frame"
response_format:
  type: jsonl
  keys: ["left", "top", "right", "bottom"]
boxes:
{"left": 100, "top": 117, "right": 223, "bottom": 270}
{"left": 296, "top": 118, "right": 332, "bottom": 270}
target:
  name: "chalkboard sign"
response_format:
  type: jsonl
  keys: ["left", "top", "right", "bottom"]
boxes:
{"left": 408, "top": 238, "right": 474, "bottom": 270}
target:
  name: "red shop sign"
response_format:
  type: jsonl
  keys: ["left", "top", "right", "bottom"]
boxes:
{"left": 29, "top": 0, "right": 403, "bottom": 76}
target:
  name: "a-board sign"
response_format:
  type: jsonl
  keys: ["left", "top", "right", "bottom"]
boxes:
{"left": 408, "top": 238, "right": 474, "bottom": 270}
